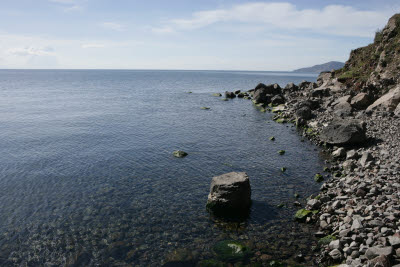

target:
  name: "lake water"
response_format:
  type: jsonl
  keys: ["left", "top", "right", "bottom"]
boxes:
{"left": 0, "top": 70, "right": 324, "bottom": 266}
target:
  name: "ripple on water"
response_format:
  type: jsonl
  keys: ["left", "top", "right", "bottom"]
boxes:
{"left": 0, "top": 70, "right": 322, "bottom": 266}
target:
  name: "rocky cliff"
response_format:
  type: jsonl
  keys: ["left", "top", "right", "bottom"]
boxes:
{"left": 333, "top": 14, "right": 400, "bottom": 93}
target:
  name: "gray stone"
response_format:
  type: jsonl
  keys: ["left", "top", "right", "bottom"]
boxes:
{"left": 225, "top": 91, "right": 236, "bottom": 98}
{"left": 360, "top": 152, "right": 374, "bottom": 167}
{"left": 346, "top": 150, "right": 360, "bottom": 160}
{"left": 329, "top": 248, "right": 342, "bottom": 260}
{"left": 320, "top": 119, "right": 367, "bottom": 146}
{"left": 329, "top": 240, "right": 342, "bottom": 250}
{"left": 307, "top": 199, "right": 321, "bottom": 210}
{"left": 295, "top": 106, "right": 312, "bottom": 120}
{"left": 351, "top": 218, "right": 363, "bottom": 231}
{"left": 365, "top": 246, "right": 393, "bottom": 260}
{"left": 206, "top": 172, "right": 251, "bottom": 217}
{"left": 333, "top": 147, "right": 346, "bottom": 158}
{"left": 351, "top": 93, "right": 373, "bottom": 110}
{"left": 367, "top": 85, "right": 400, "bottom": 112}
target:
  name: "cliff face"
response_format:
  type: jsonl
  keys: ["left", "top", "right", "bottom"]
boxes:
{"left": 333, "top": 14, "right": 400, "bottom": 93}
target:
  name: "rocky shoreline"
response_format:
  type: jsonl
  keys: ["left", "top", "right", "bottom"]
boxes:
{"left": 222, "top": 70, "right": 399, "bottom": 266}
{"left": 219, "top": 14, "right": 400, "bottom": 266}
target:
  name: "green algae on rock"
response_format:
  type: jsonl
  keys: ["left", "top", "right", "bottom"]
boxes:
{"left": 212, "top": 240, "right": 251, "bottom": 262}
{"left": 201, "top": 107, "right": 211, "bottom": 110}
{"left": 294, "top": 209, "right": 312, "bottom": 222}
{"left": 278, "top": 150, "right": 285, "bottom": 155}
{"left": 314, "top": 173, "right": 324, "bottom": 182}
{"left": 212, "top": 93, "right": 222, "bottom": 97}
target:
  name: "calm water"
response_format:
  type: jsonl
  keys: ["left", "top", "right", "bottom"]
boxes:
{"left": 0, "top": 70, "right": 323, "bottom": 266}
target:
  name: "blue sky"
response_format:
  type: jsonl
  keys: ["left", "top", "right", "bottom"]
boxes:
{"left": 0, "top": 0, "right": 399, "bottom": 70}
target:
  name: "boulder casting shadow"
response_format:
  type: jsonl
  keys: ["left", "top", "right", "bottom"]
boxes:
{"left": 206, "top": 172, "right": 251, "bottom": 221}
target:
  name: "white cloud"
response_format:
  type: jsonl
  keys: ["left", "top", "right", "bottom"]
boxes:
{"left": 81, "top": 43, "right": 106, "bottom": 49}
{"left": 151, "top": 26, "right": 176, "bottom": 34}
{"left": 48, "top": 0, "right": 84, "bottom": 12}
{"left": 7, "top": 46, "right": 55, "bottom": 56}
{"left": 159, "top": 2, "right": 391, "bottom": 37}
{"left": 101, "top": 22, "right": 126, "bottom": 32}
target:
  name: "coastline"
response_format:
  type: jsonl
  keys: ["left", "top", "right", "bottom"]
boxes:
{"left": 226, "top": 70, "right": 399, "bottom": 266}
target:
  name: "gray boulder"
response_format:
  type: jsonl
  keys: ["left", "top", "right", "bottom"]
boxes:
{"left": 295, "top": 106, "right": 312, "bottom": 120}
{"left": 283, "top": 82, "right": 299, "bottom": 93}
{"left": 395, "top": 103, "right": 400, "bottom": 115}
{"left": 311, "top": 88, "right": 330, "bottom": 98}
{"left": 320, "top": 119, "right": 367, "bottom": 146}
{"left": 271, "top": 95, "right": 285, "bottom": 105}
{"left": 367, "top": 85, "right": 400, "bottom": 112}
{"left": 225, "top": 91, "right": 236, "bottom": 98}
{"left": 333, "top": 102, "right": 353, "bottom": 117}
{"left": 351, "top": 93, "right": 373, "bottom": 110}
{"left": 206, "top": 172, "right": 251, "bottom": 218}
{"left": 365, "top": 246, "right": 393, "bottom": 260}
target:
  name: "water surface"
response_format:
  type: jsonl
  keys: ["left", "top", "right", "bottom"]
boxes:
{"left": 0, "top": 70, "right": 322, "bottom": 266}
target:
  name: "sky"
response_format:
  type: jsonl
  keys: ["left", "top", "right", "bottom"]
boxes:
{"left": 0, "top": 0, "right": 399, "bottom": 70}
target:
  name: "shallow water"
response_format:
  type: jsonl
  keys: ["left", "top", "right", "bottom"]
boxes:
{"left": 0, "top": 70, "right": 323, "bottom": 266}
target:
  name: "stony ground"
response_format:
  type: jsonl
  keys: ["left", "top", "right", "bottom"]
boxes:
{"left": 227, "top": 75, "right": 400, "bottom": 266}
{"left": 266, "top": 81, "right": 400, "bottom": 266}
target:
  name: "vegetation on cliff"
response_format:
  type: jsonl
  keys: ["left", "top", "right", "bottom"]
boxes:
{"left": 333, "top": 14, "right": 400, "bottom": 91}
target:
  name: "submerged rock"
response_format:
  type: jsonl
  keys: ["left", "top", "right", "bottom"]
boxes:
{"left": 295, "top": 209, "right": 312, "bottom": 222}
{"left": 206, "top": 172, "right": 251, "bottom": 218}
{"left": 212, "top": 240, "right": 251, "bottom": 263}
{"left": 173, "top": 150, "right": 188, "bottom": 158}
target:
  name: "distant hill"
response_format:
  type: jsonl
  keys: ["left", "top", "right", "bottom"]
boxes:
{"left": 293, "top": 61, "right": 345, "bottom": 73}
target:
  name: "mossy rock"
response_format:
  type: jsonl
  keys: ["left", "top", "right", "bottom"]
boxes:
{"left": 187, "top": 91, "right": 193, "bottom": 94}
{"left": 212, "top": 240, "right": 251, "bottom": 263}
{"left": 323, "top": 167, "right": 331, "bottom": 172}
{"left": 271, "top": 105, "right": 286, "bottom": 113}
{"left": 294, "top": 209, "right": 312, "bottom": 222}
{"left": 294, "top": 193, "right": 300, "bottom": 198}
{"left": 318, "top": 235, "right": 337, "bottom": 246}
{"left": 275, "top": 118, "right": 286, "bottom": 123}
{"left": 212, "top": 93, "right": 222, "bottom": 97}
{"left": 277, "top": 203, "right": 285, "bottom": 208}
{"left": 201, "top": 107, "right": 211, "bottom": 110}
{"left": 278, "top": 150, "right": 285, "bottom": 155}
{"left": 173, "top": 150, "right": 188, "bottom": 158}
{"left": 280, "top": 167, "right": 287, "bottom": 172}
{"left": 333, "top": 172, "right": 342, "bottom": 177}
{"left": 260, "top": 108, "right": 266, "bottom": 113}
{"left": 269, "top": 136, "right": 275, "bottom": 141}
{"left": 197, "top": 259, "right": 224, "bottom": 267}
{"left": 221, "top": 98, "right": 229, "bottom": 101}
{"left": 314, "top": 173, "right": 324, "bottom": 182}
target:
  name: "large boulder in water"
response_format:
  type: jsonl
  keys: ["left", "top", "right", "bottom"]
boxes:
{"left": 320, "top": 119, "right": 367, "bottom": 146}
{"left": 206, "top": 172, "right": 251, "bottom": 218}
{"left": 225, "top": 91, "right": 236, "bottom": 98}
{"left": 253, "top": 83, "right": 281, "bottom": 104}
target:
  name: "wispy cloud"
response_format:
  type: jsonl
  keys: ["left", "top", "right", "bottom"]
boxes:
{"left": 150, "top": 26, "right": 176, "bottom": 34}
{"left": 7, "top": 46, "right": 55, "bottom": 56}
{"left": 155, "top": 2, "right": 391, "bottom": 37}
{"left": 81, "top": 43, "right": 106, "bottom": 49}
{"left": 101, "top": 22, "right": 126, "bottom": 32}
{"left": 48, "top": 0, "right": 84, "bottom": 12}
